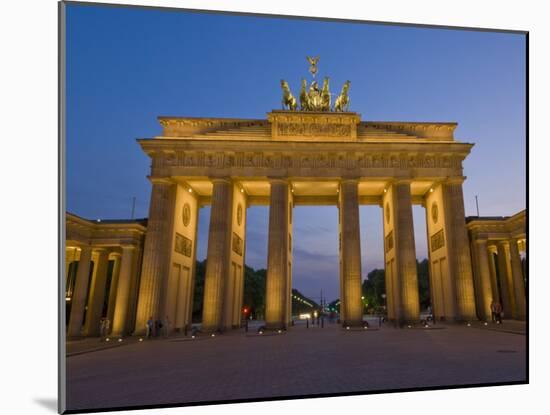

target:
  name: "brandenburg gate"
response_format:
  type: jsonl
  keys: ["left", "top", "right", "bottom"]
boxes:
{"left": 130, "top": 64, "right": 481, "bottom": 333}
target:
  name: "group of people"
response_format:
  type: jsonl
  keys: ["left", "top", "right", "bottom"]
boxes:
{"left": 145, "top": 316, "right": 172, "bottom": 339}
{"left": 490, "top": 300, "right": 504, "bottom": 324}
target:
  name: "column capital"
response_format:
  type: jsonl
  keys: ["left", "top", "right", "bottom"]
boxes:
{"left": 92, "top": 247, "right": 109, "bottom": 253}
{"left": 487, "top": 243, "right": 498, "bottom": 254}
{"left": 340, "top": 177, "right": 359, "bottom": 184}
{"left": 444, "top": 176, "right": 466, "bottom": 185}
{"left": 209, "top": 176, "right": 233, "bottom": 185}
{"left": 147, "top": 176, "right": 174, "bottom": 185}
{"left": 497, "top": 239, "right": 510, "bottom": 248}
{"left": 267, "top": 177, "right": 289, "bottom": 185}
{"left": 392, "top": 178, "right": 413, "bottom": 186}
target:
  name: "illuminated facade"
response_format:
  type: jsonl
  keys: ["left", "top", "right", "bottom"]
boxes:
{"left": 65, "top": 110, "right": 526, "bottom": 337}
{"left": 466, "top": 211, "right": 527, "bottom": 320}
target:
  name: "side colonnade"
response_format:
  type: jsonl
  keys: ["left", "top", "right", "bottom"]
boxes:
{"left": 467, "top": 211, "right": 527, "bottom": 321}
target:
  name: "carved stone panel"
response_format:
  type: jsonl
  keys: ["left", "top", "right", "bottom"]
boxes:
{"left": 385, "top": 230, "right": 394, "bottom": 253}
{"left": 175, "top": 233, "right": 192, "bottom": 257}
{"left": 430, "top": 229, "right": 445, "bottom": 252}
{"left": 232, "top": 232, "right": 243, "bottom": 256}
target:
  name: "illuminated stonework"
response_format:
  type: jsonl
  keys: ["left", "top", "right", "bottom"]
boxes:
{"left": 65, "top": 107, "right": 527, "bottom": 337}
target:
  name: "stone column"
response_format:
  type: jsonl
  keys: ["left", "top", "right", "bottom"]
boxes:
{"left": 202, "top": 178, "right": 233, "bottom": 332}
{"left": 134, "top": 179, "right": 177, "bottom": 335}
{"left": 83, "top": 249, "right": 110, "bottom": 336}
{"left": 473, "top": 240, "right": 493, "bottom": 320}
{"left": 265, "top": 179, "right": 290, "bottom": 329}
{"left": 509, "top": 239, "right": 526, "bottom": 320}
{"left": 442, "top": 179, "right": 476, "bottom": 320}
{"left": 106, "top": 253, "right": 122, "bottom": 329}
{"left": 497, "top": 241, "right": 515, "bottom": 319}
{"left": 339, "top": 179, "right": 363, "bottom": 326}
{"left": 111, "top": 245, "right": 136, "bottom": 336}
{"left": 393, "top": 181, "right": 420, "bottom": 323}
{"left": 487, "top": 245, "right": 499, "bottom": 304}
{"left": 67, "top": 246, "right": 92, "bottom": 337}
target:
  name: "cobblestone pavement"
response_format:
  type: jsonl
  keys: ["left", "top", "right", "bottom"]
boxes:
{"left": 66, "top": 321, "right": 527, "bottom": 412}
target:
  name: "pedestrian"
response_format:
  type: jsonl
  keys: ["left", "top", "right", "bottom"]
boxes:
{"left": 427, "top": 305, "right": 433, "bottom": 322}
{"left": 146, "top": 316, "right": 154, "bottom": 339}
{"left": 155, "top": 319, "right": 163, "bottom": 337}
{"left": 494, "top": 302, "right": 503, "bottom": 324}
{"left": 490, "top": 300, "right": 496, "bottom": 323}
{"left": 99, "top": 317, "right": 106, "bottom": 341}
{"left": 104, "top": 318, "right": 110, "bottom": 337}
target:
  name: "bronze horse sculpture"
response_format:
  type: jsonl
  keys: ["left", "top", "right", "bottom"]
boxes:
{"left": 299, "top": 79, "right": 310, "bottom": 111}
{"left": 334, "top": 80, "right": 351, "bottom": 112}
{"left": 280, "top": 80, "right": 297, "bottom": 111}
{"left": 320, "top": 77, "right": 331, "bottom": 112}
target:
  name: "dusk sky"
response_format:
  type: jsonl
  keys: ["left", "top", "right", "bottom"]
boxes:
{"left": 66, "top": 4, "right": 526, "bottom": 301}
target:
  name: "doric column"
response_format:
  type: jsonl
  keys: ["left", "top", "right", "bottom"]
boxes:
{"left": 265, "top": 179, "right": 291, "bottom": 329}
{"left": 83, "top": 249, "right": 110, "bottom": 336}
{"left": 111, "top": 245, "right": 136, "bottom": 336}
{"left": 67, "top": 246, "right": 92, "bottom": 337}
{"left": 509, "top": 239, "right": 526, "bottom": 320}
{"left": 134, "top": 179, "right": 177, "bottom": 335}
{"left": 473, "top": 240, "right": 493, "bottom": 320}
{"left": 393, "top": 181, "right": 420, "bottom": 322}
{"left": 106, "top": 253, "right": 122, "bottom": 329}
{"left": 487, "top": 245, "right": 499, "bottom": 304}
{"left": 202, "top": 178, "right": 233, "bottom": 332}
{"left": 339, "top": 179, "right": 363, "bottom": 326}
{"left": 442, "top": 179, "right": 476, "bottom": 320}
{"left": 497, "top": 241, "right": 515, "bottom": 319}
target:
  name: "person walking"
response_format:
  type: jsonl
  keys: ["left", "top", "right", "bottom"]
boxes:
{"left": 99, "top": 317, "right": 106, "bottom": 341}
{"left": 104, "top": 318, "right": 110, "bottom": 338}
{"left": 490, "top": 300, "right": 496, "bottom": 323}
{"left": 146, "top": 316, "right": 154, "bottom": 339}
{"left": 155, "top": 319, "right": 163, "bottom": 337}
{"left": 494, "top": 302, "right": 503, "bottom": 324}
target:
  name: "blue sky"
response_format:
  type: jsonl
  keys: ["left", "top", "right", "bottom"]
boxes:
{"left": 66, "top": 4, "right": 526, "bottom": 301}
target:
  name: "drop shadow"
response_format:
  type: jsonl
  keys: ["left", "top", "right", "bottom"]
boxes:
{"left": 34, "top": 398, "right": 57, "bottom": 413}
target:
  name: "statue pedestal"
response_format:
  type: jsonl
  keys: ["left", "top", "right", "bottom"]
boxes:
{"left": 267, "top": 110, "right": 361, "bottom": 141}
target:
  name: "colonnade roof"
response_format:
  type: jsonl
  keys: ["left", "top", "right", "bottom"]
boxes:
{"left": 466, "top": 210, "right": 526, "bottom": 242}
{"left": 66, "top": 212, "right": 147, "bottom": 249}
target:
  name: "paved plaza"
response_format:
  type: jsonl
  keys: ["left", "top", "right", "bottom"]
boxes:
{"left": 66, "top": 320, "right": 526, "bottom": 412}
